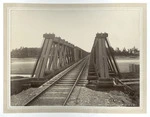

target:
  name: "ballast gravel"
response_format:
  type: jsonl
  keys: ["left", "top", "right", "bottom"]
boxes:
{"left": 66, "top": 86, "right": 136, "bottom": 106}
{"left": 11, "top": 86, "right": 136, "bottom": 106}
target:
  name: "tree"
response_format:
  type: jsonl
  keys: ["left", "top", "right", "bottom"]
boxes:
{"left": 122, "top": 47, "right": 128, "bottom": 56}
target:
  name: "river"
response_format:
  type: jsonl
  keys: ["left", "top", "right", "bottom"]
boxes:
{"left": 11, "top": 57, "right": 139, "bottom": 77}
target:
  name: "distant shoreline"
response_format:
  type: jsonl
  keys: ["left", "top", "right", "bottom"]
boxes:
{"left": 11, "top": 55, "right": 139, "bottom": 59}
{"left": 115, "top": 56, "right": 139, "bottom": 59}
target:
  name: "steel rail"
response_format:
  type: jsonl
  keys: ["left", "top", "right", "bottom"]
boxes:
{"left": 63, "top": 59, "right": 88, "bottom": 106}
{"left": 25, "top": 56, "right": 88, "bottom": 106}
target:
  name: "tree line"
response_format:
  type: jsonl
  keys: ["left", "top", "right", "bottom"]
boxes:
{"left": 11, "top": 47, "right": 41, "bottom": 58}
{"left": 109, "top": 46, "right": 139, "bottom": 56}
{"left": 11, "top": 46, "right": 139, "bottom": 58}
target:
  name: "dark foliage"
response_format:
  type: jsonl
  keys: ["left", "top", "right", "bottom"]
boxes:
{"left": 107, "top": 46, "right": 139, "bottom": 57}
{"left": 11, "top": 47, "right": 41, "bottom": 58}
{"left": 11, "top": 46, "right": 139, "bottom": 58}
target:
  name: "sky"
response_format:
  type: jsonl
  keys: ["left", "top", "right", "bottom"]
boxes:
{"left": 10, "top": 6, "right": 141, "bottom": 52}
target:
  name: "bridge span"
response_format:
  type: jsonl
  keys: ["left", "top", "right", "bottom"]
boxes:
{"left": 11, "top": 32, "right": 139, "bottom": 106}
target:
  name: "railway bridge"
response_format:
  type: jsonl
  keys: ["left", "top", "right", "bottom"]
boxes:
{"left": 11, "top": 32, "right": 139, "bottom": 106}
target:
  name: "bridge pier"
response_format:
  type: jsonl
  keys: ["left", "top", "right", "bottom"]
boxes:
{"left": 87, "top": 33, "right": 120, "bottom": 87}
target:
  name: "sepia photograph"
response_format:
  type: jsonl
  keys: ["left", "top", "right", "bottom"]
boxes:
{"left": 3, "top": 3, "right": 146, "bottom": 113}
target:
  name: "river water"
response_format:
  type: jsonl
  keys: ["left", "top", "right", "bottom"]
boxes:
{"left": 11, "top": 57, "right": 139, "bottom": 77}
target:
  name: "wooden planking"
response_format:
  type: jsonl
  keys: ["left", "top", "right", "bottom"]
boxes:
{"left": 48, "top": 44, "right": 55, "bottom": 70}
{"left": 61, "top": 45, "right": 66, "bottom": 67}
{"left": 52, "top": 43, "right": 59, "bottom": 70}
{"left": 96, "top": 42, "right": 99, "bottom": 76}
{"left": 129, "top": 64, "right": 139, "bottom": 73}
{"left": 98, "top": 37, "right": 104, "bottom": 78}
{"left": 97, "top": 36, "right": 109, "bottom": 78}
{"left": 63, "top": 46, "right": 67, "bottom": 66}
{"left": 58, "top": 44, "right": 64, "bottom": 68}
{"left": 101, "top": 37, "right": 109, "bottom": 78}
{"left": 39, "top": 39, "right": 53, "bottom": 78}
{"left": 34, "top": 39, "right": 50, "bottom": 78}
{"left": 32, "top": 39, "right": 46, "bottom": 77}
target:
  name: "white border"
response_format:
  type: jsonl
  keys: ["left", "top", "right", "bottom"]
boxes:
{"left": 6, "top": 4, "right": 145, "bottom": 112}
{"left": 0, "top": 0, "right": 149, "bottom": 117}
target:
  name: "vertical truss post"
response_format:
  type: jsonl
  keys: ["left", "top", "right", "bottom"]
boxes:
{"left": 34, "top": 33, "right": 55, "bottom": 78}
{"left": 96, "top": 33, "right": 109, "bottom": 79}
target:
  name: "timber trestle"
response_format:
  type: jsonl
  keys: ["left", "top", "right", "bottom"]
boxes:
{"left": 32, "top": 33, "right": 88, "bottom": 79}
{"left": 87, "top": 33, "right": 135, "bottom": 92}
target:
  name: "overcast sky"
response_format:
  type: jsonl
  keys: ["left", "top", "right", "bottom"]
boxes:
{"left": 10, "top": 6, "right": 141, "bottom": 52}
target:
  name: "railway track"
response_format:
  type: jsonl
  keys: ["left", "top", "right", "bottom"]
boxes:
{"left": 26, "top": 57, "right": 88, "bottom": 106}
